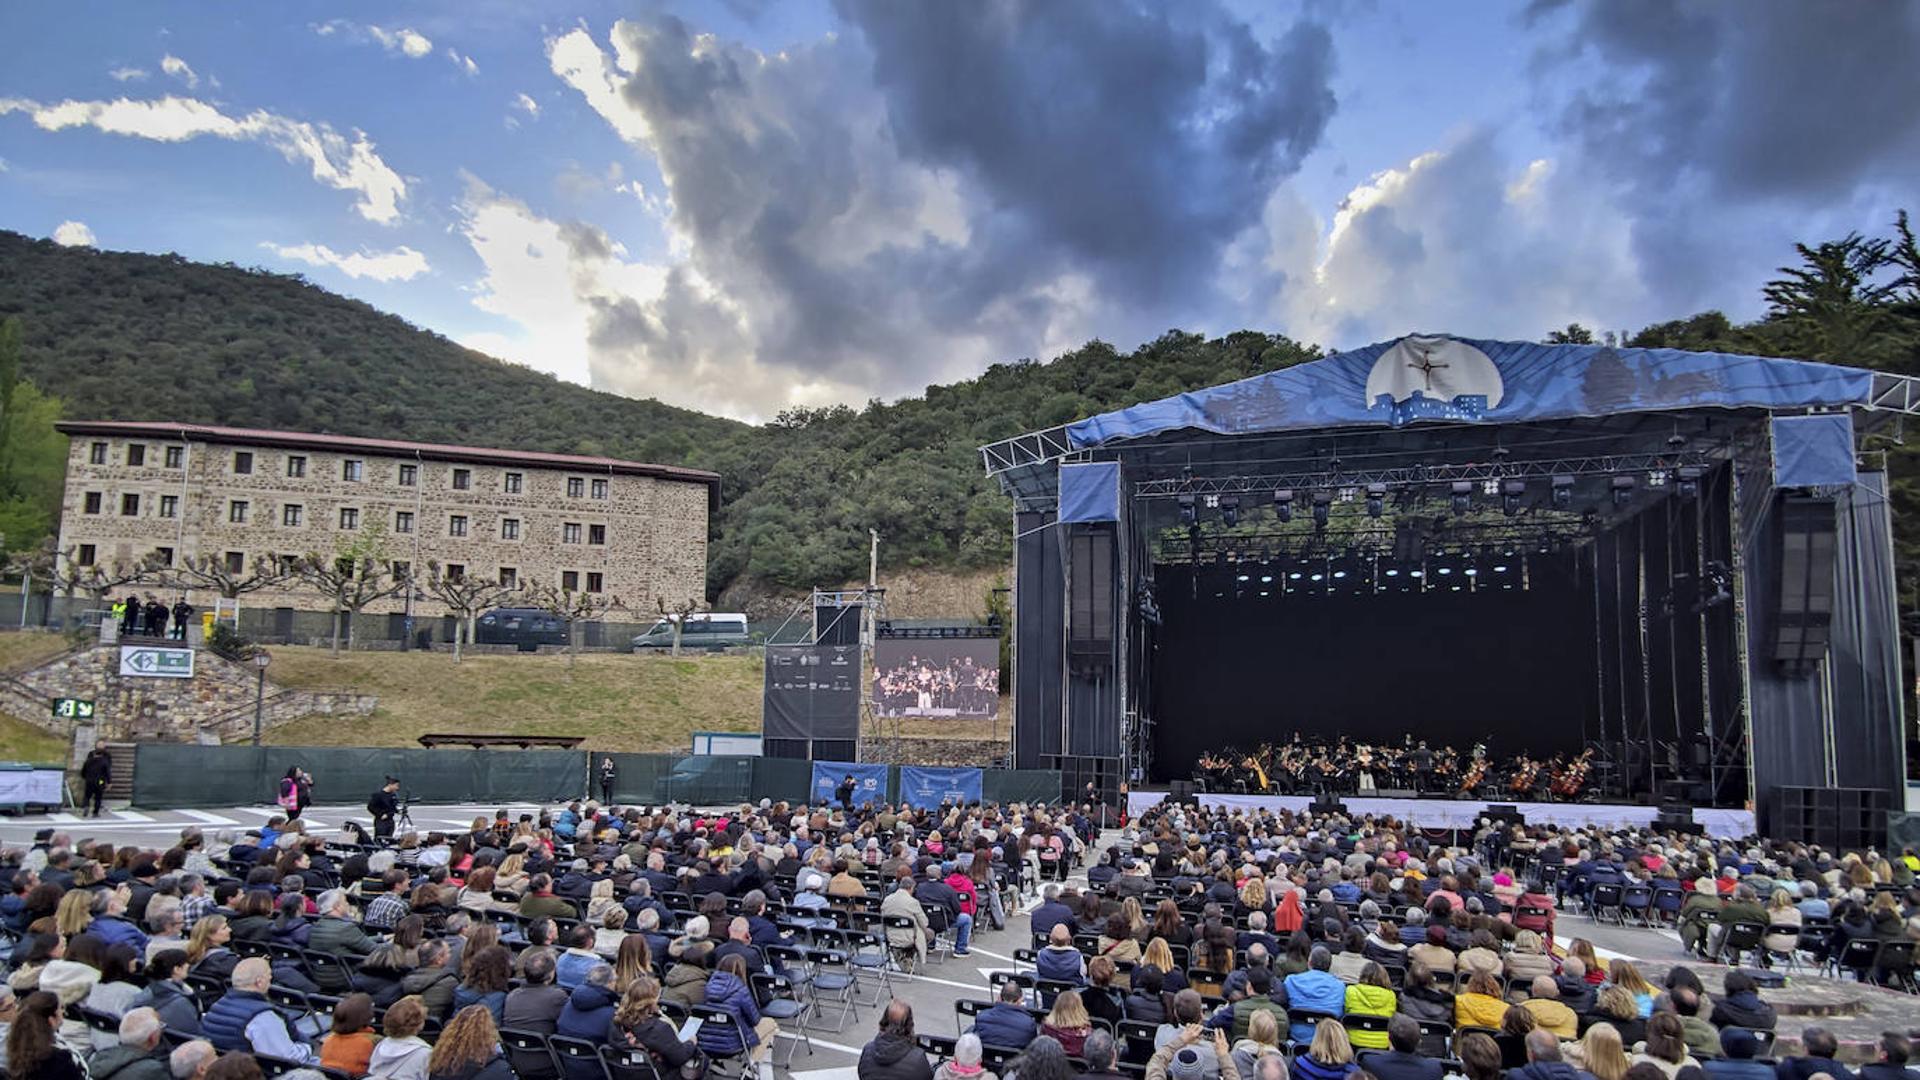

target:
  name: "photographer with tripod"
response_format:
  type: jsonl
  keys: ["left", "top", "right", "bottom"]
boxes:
{"left": 367, "top": 776, "right": 404, "bottom": 841}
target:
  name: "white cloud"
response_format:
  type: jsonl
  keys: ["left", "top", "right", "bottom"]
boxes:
{"left": 546, "top": 29, "right": 652, "bottom": 145}
{"left": 513, "top": 93, "right": 540, "bottom": 118}
{"left": 262, "top": 241, "right": 429, "bottom": 281}
{"left": 108, "top": 67, "right": 148, "bottom": 82}
{"left": 159, "top": 55, "right": 198, "bottom": 88}
{"left": 447, "top": 49, "right": 478, "bottom": 76}
{"left": 368, "top": 26, "right": 433, "bottom": 59}
{"left": 0, "top": 95, "right": 407, "bottom": 224}
{"left": 52, "top": 221, "right": 95, "bottom": 247}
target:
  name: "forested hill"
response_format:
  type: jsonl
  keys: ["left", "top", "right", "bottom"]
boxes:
{"left": 0, "top": 231, "right": 745, "bottom": 466}
{"left": 0, "top": 230, "right": 1323, "bottom": 595}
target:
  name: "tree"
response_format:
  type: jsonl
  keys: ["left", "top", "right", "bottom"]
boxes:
{"left": 0, "top": 318, "right": 66, "bottom": 555}
{"left": 1546, "top": 323, "right": 1596, "bottom": 345}
{"left": 424, "top": 561, "right": 520, "bottom": 662}
{"left": 290, "top": 522, "right": 406, "bottom": 657}
{"left": 654, "top": 594, "right": 708, "bottom": 657}
{"left": 156, "top": 551, "right": 294, "bottom": 602}
{"left": 525, "top": 577, "right": 622, "bottom": 669}
{"left": 49, "top": 546, "right": 151, "bottom": 605}
{"left": 1760, "top": 233, "right": 1910, "bottom": 368}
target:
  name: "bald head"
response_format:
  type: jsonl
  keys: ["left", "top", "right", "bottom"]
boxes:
{"left": 231, "top": 957, "right": 271, "bottom": 992}
{"left": 1526, "top": 1030, "right": 1561, "bottom": 1062}
{"left": 1531, "top": 976, "right": 1559, "bottom": 1000}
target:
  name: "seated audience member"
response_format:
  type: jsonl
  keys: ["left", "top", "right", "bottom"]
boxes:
{"left": 1631, "top": 1013, "right": 1700, "bottom": 1080}
{"left": 935, "top": 1033, "right": 997, "bottom": 1080}
{"left": 6, "top": 991, "right": 89, "bottom": 1080}
{"left": 556, "top": 924, "right": 604, "bottom": 991}
{"left": 1147, "top": 1024, "right": 1234, "bottom": 1080}
{"left": 1505, "top": 931, "right": 1556, "bottom": 985}
{"left": 1036, "top": 923, "right": 1087, "bottom": 984}
{"left": 1703, "top": 1028, "right": 1776, "bottom": 1080}
{"left": 1040, "top": 989, "right": 1095, "bottom": 1057}
{"left": 86, "top": 1006, "right": 171, "bottom": 1080}
{"left": 1344, "top": 962, "right": 1397, "bottom": 1050}
{"left": 1777, "top": 1027, "right": 1857, "bottom": 1080}
{"left": 1509, "top": 1029, "right": 1590, "bottom": 1080}
{"left": 1293, "top": 1018, "right": 1357, "bottom": 1080}
{"left": 1126, "top": 964, "right": 1170, "bottom": 1024}
{"left": 881, "top": 879, "right": 932, "bottom": 967}
{"left": 1857, "top": 1034, "right": 1920, "bottom": 1080}
{"left": 859, "top": 1000, "right": 935, "bottom": 1080}
{"left": 425, "top": 1004, "right": 516, "bottom": 1080}
{"left": 972, "top": 980, "right": 1039, "bottom": 1049}
{"left": 202, "top": 957, "right": 316, "bottom": 1063}
{"left": 1556, "top": 958, "right": 1598, "bottom": 1015}
{"left": 130, "top": 949, "right": 200, "bottom": 1034}
{"left": 502, "top": 949, "right": 569, "bottom": 1035}
{"left": 1396, "top": 962, "right": 1453, "bottom": 1025}
{"left": 1083, "top": 956, "right": 1127, "bottom": 1028}
{"left": 1709, "top": 971, "right": 1778, "bottom": 1032}
{"left": 367, "top": 995, "right": 433, "bottom": 1080}
{"left": 1565, "top": 1023, "right": 1630, "bottom": 1080}
{"left": 399, "top": 938, "right": 458, "bottom": 1019}
{"left": 1282, "top": 947, "right": 1346, "bottom": 1045}
{"left": 320, "top": 993, "right": 380, "bottom": 1077}
{"left": 699, "top": 955, "right": 779, "bottom": 1070}
{"left": 170, "top": 1040, "right": 218, "bottom": 1080}
{"left": 1455, "top": 1032, "right": 1503, "bottom": 1080}
{"left": 518, "top": 875, "right": 577, "bottom": 920}
{"left": 1661, "top": 986, "right": 1721, "bottom": 1062}
{"left": 556, "top": 964, "right": 619, "bottom": 1079}
{"left": 453, "top": 945, "right": 512, "bottom": 1023}
{"left": 611, "top": 974, "right": 702, "bottom": 1079}
{"left": 1584, "top": 987, "right": 1647, "bottom": 1049}
{"left": 1229, "top": 1010, "right": 1284, "bottom": 1080}
{"left": 1453, "top": 970, "right": 1508, "bottom": 1031}
{"left": 1521, "top": 977, "right": 1579, "bottom": 1039}
{"left": 1361, "top": 1014, "right": 1444, "bottom": 1080}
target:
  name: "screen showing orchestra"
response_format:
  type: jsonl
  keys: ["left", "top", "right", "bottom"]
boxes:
{"left": 1193, "top": 734, "right": 1596, "bottom": 801}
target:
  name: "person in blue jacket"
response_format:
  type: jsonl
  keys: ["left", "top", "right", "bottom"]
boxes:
{"left": 555, "top": 964, "right": 619, "bottom": 1080}
{"left": 970, "top": 981, "right": 1039, "bottom": 1050}
{"left": 1281, "top": 947, "right": 1346, "bottom": 1045}
{"left": 698, "top": 954, "right": 778, "bottom": 1073}
{"left": 1035, "top": 924, "right": 1086, "bottom": 984}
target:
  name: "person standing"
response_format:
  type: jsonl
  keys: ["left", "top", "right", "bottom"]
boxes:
{"left": 836, "top": 773, "right": 857, "bottom": 811}
{"left": 81, "top": 747, "right": 113, "bottom": 818}
{"left": 170, "top": 599, "right": 193, "bottom": 641}
{"left": 599, "top": 757, "right": 616, "bottom": 805}
{"left": 146, "top": 596, "right": 170, "bottom": 640}
{"left": 119, "top": 595, "right": 141, "bottom": 636}
{"left": 296, "top": 768, "right": 314, "bottom": 817}
{"left": 368, "top": 777, "right": 401, "bottom": 842}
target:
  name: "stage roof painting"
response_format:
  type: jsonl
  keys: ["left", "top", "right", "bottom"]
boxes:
{"left": 1066, "top": 334, "right": 1877, "bottom": 450}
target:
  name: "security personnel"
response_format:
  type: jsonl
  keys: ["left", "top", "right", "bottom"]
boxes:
{"left": 367, "top": 776, "right": 401, "bottom": 841}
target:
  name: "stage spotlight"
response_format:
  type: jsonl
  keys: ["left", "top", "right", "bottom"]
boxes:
{"left": 1260, "top": 574, "right": 1273, "bottom": 584}
{"left": 1235, "top": 573, "right": 1249, "bottom": 583}
{"left": 1464, "top": 567, "right": 1478, "bottom": 576}
{"left": 1501, "top": 478, "right": 1526, "bottom": 517}
{"left": 1288, "top": 571, "right": 1303, "bottom": 580}
{"left": 1309, "top": 572, "right": 1323, "bottom": 582}
{"left": 1385, "top": 567, "right": 1400, "bottom": 577}
{"left": 1332, "top": 569, "right": 1348, "bottom": 580}
{"left": 1436, "top": 566, "right": 1452, "bottom": 576}
{"left": 1551, "top": 474, "right": 1574, "bottom": 510}
{"left": 1450, "top": 481, "right": 1473, "bottom": 515}
{"left": 1611, "top": 474, "right": 1636, "bottom": 507}
{"left": 1647, "top": 469, "right": 1668, "bottom": 488}
{"left": 1676, "top": 465, "right": 1703, "bottom": 498}
{"left": 1366, "top": 483, "right": 1386, "bottom": 518}
{"left": 1409, "top": 569, "right": 1425, "bottom": 578}
{"left": 1178, "top": 495, "right": 1196, "bottom": 525}
{"left": 1219, "top": 495, "right": 1240, "bottom": 528}
{"left": 1493, "top": 563, "right": 1509, "bottom": 573}
{"left": 1273, "top": 488, "right": 1294, "bottom": 523}
{"left": 1311, "top": 490, "right": 1332, "bottom": 527}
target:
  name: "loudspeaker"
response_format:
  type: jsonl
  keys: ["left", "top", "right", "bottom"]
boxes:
{"left": 814, "top": 602, "right": 861, "bottom": 646}
{"left": 763, "top": 738, "right": 810, "bottom": 760}
{"left": 1772, "top": 785, "right": 1888, "bottom": 850}
{"left": 1482, "top": 804, "right": 1526, "bottom": 827}
{"left": 1311, "top": 794, "right": 1347, "bottom": 816}
{"left": 1068, "top": 526, "right": 1116, "bottom": 662}
{"left": 1774, "top": 495, "right": 1836, "bottom": 674}
{"left": 1168, "top": 780, "right": 1196, "bottom": 801}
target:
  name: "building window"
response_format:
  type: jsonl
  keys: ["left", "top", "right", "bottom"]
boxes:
{"left": 159, "top": 495, "right": 178, "bottom": 519}
{"left": 500, "top": 518, "right": 520, "bottom": 541}
{"left": 591, "top": 478, "right": 608, "bottom": 500}
{"left": 83, "top": 492, "right": 102, "bottom": 515}
{"left": 164, "top": 445, "right": 183, "bottom": 468}
{"left": 390, "top": 559, "right": 411, "bottom": 582}
{"left": 561, "top": 570, "right": 580, "bottom": 591}
{"left": 504, "top": 472, "right": 523, "bottom": 494}
{"left": 562, "top": 522, "right": 582, "bottom": 544}
{"left": 499, "top": 567, "right": 518, "bottom": 588}
{"left": 394, "top": 510, "right": 414, "bottom": 534}
{"left": 287, "top": 455, "right": 307, "bottom": 478}
{"left": 126, "top": 444, "right": 146, "bottom": 467}
{"left": 588, "top": 524, "right": 606, "bottom": 546}
{"left": 77, "top": 544, "right": 96, "bottom": 567}
{"left": 229, "top": 499, "right": 249, "bottom": 523}
{"left": 121, "top": 493, "right": 140, "bottom": 516}
{"left": 586, "top": 571, "right": 604, "bottom": 593}
{"left": 452, "top": 468, "right": 471, "bottom": 491}
{"left": 89, "top": 442, "right": 108, "bottom": 465}
{"left": 448, "top": 514, "right": 468, "bottom": 538}
{"left": 339, "top": 507, "right": 360, "bottom": 530}
{"left": 283, "top": 504, "right": 304, "bottom": 527}
{"left": 398, "top": 463, "right": 418, "bottom": 487}
{"left": 224, "top": 551, "right": 245, "bottom": 574}
{"left": 233, "top": 452, "right": 253, "bottom": 475}
{"left": 445, "top": 563, "right": 465, "bottom": 583}
{"left": 567, "top": 477, "right": 585, "bottom": 498}
{"left": 154, "top": 546, "right": 174, "bottom": 567}
{"left": 342, "top": 459, "right": 364, "bottom": 482}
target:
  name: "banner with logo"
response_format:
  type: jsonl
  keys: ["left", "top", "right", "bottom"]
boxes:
{"left": 898, "top": 765, "right": 983, "bottom": 809}
{"left": 811, "top": 760, "right": 888, "bottom": 807}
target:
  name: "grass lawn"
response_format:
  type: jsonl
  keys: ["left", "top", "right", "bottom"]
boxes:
{"left": 0, "top": 631, "right": 76, "bottom": 673}
{"left": 264, "top": 646, "right": 767, "bottom": 752}
{"left": 0, "top": 712, "right": 69, "bottom": 765}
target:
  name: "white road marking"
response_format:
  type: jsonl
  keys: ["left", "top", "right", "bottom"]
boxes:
{"left": 46, "top": 813, "right": 83, "bottom": 823}
{"left": 179, "top": 810, "right": 242, "bottom": 825}
{"left": 965, "top": 946, "right": 1017, "bottom": 963}
{"left": 109, "top": 810, "right": 155, "bottom": 822}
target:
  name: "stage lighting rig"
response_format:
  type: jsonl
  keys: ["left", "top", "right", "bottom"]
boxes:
{"left": 1676, "top": 466, "right": 1703, "bottom": 498}
{"left": 1273, "top": 488, "right": 1295, "bottom": 523}
{"left": 1551, "top": 474, "right": 1574, "bottom": 510}
{"left": 1501, "top": 478, "right": 1526, "bottom": 517}
{"left": 1611, "top": 474, "right": 1636, "bottom": 507}
{"left": 1219, "top": 495, "right": 1240, "bottom": 528}
{"left": 1365, "top": 483, "right": 1386, "bottom": 518}
{"left": 1311, "top": 490, "right": 1332, "bottom": 527}
{"left": 1178, "top": 495, "right": 1196, "bottom": 525}
{"left": 1450, "top": 481, "right": 1473, "bottom": 515}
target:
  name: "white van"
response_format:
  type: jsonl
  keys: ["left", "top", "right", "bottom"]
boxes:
{"left": 632, "top": 612, "right": 752, "bottom": 650}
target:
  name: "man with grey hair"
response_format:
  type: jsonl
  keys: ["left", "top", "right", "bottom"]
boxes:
{"left": 1280, "top": 947, "right": 1344, "bottom": 1045}
{"left": 169, "top": 1040, "right": 216, "bottom": 1080}
{"left": 88, "top": 1006, "right": 171, "bottom": 1080}
{"left": 306, "top": 890, "right": 376, "bottom": 991}
{"left": 145, "top": 908, "right": 187, "bottom": 965}
{"left": 1082, "top": 1030, "right": 1126, "bottom": 1080}
{"left": 204, "top": 958, "right": 315, "bottom": 1062}
{"left": 555, "top": 963, "right": 619, "bottom": 1047}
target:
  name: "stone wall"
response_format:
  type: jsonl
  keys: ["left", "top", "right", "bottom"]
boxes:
{"left": 0, "top": 644, "right": 376, "bottom": 762}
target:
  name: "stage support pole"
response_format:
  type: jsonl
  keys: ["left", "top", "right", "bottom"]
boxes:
{"left": 1637, "top": 515, "right": 1658, "bottom": 798}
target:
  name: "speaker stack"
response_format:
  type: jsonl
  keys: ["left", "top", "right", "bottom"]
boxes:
{"left": 1773, "top": 786, "right": 1888, "bottom": 851}
{"left": 1774, "top": 495, "right": 1837, "bottom": 677}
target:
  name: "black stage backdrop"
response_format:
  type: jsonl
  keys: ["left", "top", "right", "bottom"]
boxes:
{"left": 1150, "top": 553, "right": 1597, "bottom": 782}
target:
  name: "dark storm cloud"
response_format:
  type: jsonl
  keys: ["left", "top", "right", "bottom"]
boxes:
{"left": 574, "top": 3, "right": 1336, "bottom": 404}
{"left": 1541, "top": 0, "right": 1920, "bottom": 202}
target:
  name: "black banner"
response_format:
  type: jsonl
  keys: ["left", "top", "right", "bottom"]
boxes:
{"left": 763, "top": 644, "right": 861, "bottom": 740}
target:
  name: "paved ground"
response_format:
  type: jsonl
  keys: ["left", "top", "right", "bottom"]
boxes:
{"left": 3, "top": 803, "right": 1916, "bottom": 1074}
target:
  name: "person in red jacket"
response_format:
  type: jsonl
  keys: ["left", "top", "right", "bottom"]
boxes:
{"left": 945, "top": 861, "right": 979, "bottom": 920}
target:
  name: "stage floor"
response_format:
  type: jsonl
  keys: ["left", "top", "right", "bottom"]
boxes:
{"left": 1127, "top": 790, "right": 1755, "bottom": 839}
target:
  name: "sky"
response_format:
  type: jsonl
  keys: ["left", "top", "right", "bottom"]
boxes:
{"left": 3, "top": 2, "right": 1917, "bottom": 423}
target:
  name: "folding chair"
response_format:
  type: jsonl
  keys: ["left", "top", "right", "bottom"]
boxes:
{"left": 1414, "top": 1019, "right": 1453, "bottom": 1058}
{"left": 601, "top": 1045, "right": 666, "bottom": 1080}
{"left": 752, "top": 972, "right": 813, "bottom": 1067}
{"left": 551, "top": 1034, "right": 613, "bottom": 1080}
{"left": 1713, "top": 921, "right": 1767, "bottom": 968}
{"left": 1587, "top": 883, "right": 1625, "bottom": 925}
{"left": 916, "top": 1033, "right": 958, "bottom": 1061}
{"left": 1875, "top": 940, "right": 1918, "bottom": 991}
{"left": 1763, "top": 924, "right": 1805, "bottom": 972}
{"left": 690, "top": 1004, "right": 756, "bottom": 1080}
{"left": 990, "top": 971, "right": 1038, "bottom": 1007}
{"left": 1343, "top": 1014, "right": 1392, "bottom": 1047}
{"left": 1831, "top": 937, "right": 1880, "bottom": 982}
{"left": 1286, "top": 1009, "right": 1340, "bottom": 1051}
{"left": 1118, "top": 1020, "right": 1160, "bottom": 1066}
{"left": 501, "top": 1027, "right": 561, "bottom": 1080}
{"left": 1620, "top": 885, "right": 1654, "bottom": 927}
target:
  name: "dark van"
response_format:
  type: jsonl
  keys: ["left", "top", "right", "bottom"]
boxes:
{"left": 475, "top": 607, "right": 570, "bottom": 652}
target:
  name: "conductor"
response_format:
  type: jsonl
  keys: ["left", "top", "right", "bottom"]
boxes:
{"left": 367, "top": 776, "right": 401, "bottom": 841}
{"left": 835, "top": 772, "right": 857, "bottom": 811}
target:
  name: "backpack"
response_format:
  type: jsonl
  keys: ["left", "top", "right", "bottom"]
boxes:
{"left": 277, "top": 778, "right": 300, "bottom": 811}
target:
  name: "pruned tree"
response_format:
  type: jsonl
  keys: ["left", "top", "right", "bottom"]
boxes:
{"left": 525, "top": 576, "right": 622, "bottom": 669}
{"left": 49, "top": 546, "right": 150, "bottom": 604}
{"left": 424, "top": 561, "right": 520, "bottom": 662}
{"left": 154, "top": 550, "right": 294, "bottom": 601}
{"left": 655, "top": 594, "right": 708, "bottom": 656}
{"left": 290, "top": 522, "right": 406, "bottom": 657}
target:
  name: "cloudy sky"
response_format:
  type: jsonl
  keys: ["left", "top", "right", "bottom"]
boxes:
{"left": 4, "top": 2, "right": 1917, "bottom": 421}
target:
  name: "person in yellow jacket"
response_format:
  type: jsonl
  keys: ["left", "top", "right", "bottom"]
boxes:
{"left": 1343, "top": 962, "right": 1397, "bottom": 1049}
{"left": 1454, "top": 970, "right": 1510, "bottom": 1030}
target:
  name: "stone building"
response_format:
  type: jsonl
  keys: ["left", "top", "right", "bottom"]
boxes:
{"left": 52, "top": 421, "right": 717, "bottom": 617}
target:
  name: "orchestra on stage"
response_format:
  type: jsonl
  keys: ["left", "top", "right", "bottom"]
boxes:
{"left": 1192, "top": 733, "right": 1598, "bottom": 801}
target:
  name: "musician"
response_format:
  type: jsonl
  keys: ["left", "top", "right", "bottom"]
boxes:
{"left": 1411, "top": 740, "right": 1434, "bottom": 793}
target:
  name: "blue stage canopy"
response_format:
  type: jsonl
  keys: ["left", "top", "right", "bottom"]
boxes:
{"left": 1065, "top": 334, "right": 1877, "bottom": 449}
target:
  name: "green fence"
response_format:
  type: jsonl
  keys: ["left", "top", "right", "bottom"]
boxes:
{"left": 132, "top": 744, "right": 1060, "bottom": 811}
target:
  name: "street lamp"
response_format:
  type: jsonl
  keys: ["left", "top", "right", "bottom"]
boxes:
{"left": 251, "top": 649, "right": 273, "bottom": 746}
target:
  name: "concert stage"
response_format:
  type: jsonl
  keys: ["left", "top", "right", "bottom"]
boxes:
{"left": 1125, "top": 789, "right": 1756, "bottom": 839}
{"left": 983, "top": 334, "right": 1916, "bottom": 847}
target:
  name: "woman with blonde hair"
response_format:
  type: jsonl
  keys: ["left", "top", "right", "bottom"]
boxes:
{"left": 1564, "top": 1021, "right": 1631, "bottom": 1080}
{"left": 1568, "top": 939, "right": 1605, "bottom": 984}
{"left": 1231, "top": 1008, "right": 1284, "bottom": 1079}
{"left": 1606, "top": 958, "right": 1656, "bottom": 1017}
{"left": 1039, "top": 989, "right": 1093, "bottom": 1057}
{"left": 586, "top": 878, "right": 620, "bottom": 923}
{"left": 1293, "top": 1017, "right": 1357, "bottom": 1080}
{"left": 612, "top": 934, "right": 654, "bottom": 993}
{"left": 186, "top": 914, "right": 238, "bottom": 980}
{"left": 54, "top": 890, "right": 93, "bottom": 938}
{"left": 426, "top": 1004, "right": 515, "bottom": 1080}
{"left": 1120, "top": 897, "right": 1149, "bottom": 943}
{"left": 493, "top": 851, "right": 529, "bottom": 896}
{"left": 1239, "top": 873, "right": 1270, "bottom": 915}
{"left": 1454, "top": 970, "right": 1508, "bottom": 1029}
{"left": 1142, "top": 937, "right": 1187, "bottom": 994}
{"left": 1763, "top": 888, "right": 1803, "bottom": 955}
